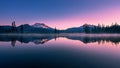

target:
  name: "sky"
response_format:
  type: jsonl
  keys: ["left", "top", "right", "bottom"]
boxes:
{"left": 0, "top": 0, "right": 120, "bottom": 29}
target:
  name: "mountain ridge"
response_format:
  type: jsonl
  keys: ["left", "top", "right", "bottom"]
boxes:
{"left": 31, "top": 23, "right": 52, "bottom": 29}
{"left": 0, "top": 23, "right": 120, "bottom": 33}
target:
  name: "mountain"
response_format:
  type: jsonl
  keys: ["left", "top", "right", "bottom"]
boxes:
{"left": 63, "top": 24, "right": 96, "bottom": 33}
{"left": 17, "top": 23, "right": 54, "bottom": 33}
{"left": 0, "top": 23, "right": 55, "bottom": 33}
{"left": 0, "top": 23, "right": 95, "bottom": 33}
{"left": 32, "top": 23, "right": 52, "bottom": 29}
{"left": 1, "top": 23, "right": 120, "bottom": 33}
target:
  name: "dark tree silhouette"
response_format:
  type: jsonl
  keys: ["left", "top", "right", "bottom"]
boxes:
{"left": 83, "top": 25, "right": 90, "bottom": 33}
{"left": 11, "top": 21, "right": 17, "bottom": 33}
{"left": 55, "top": 27, "right": 57, "bottom": 33}
{"left": 21, "top": 24, "right": 24, "bottom": 33}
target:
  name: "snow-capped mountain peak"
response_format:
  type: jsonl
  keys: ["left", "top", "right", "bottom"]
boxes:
{"left": 32, "top": 23, "right": 50, "bottom": 29}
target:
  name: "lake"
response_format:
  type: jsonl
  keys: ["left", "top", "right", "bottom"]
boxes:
{"left": 0, "top": 34, "right": 120, "bottom": 68}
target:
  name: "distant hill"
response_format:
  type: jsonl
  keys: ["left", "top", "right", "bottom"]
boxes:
{"left": 17, "top": 23, "right": 55, "bottom": 33}
{"left": 63, "top": 24, "right": 96, "bottom": 33}
{"left": 63, "top": 23, "right": 120, "bottom": 33}
{"left": 0, "top": 26, "right": 12, "bottom": 33}
{"left": 0, "top": 23, "right": 55, "bottom": 33}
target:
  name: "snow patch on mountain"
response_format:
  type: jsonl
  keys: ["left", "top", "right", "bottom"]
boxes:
{"left": 32, "top": 23, "right": 51, "bottom": 29}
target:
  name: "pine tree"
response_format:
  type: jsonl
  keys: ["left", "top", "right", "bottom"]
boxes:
{"left": 11, "top": 21, "right": 17, "bottom": 33}
{"left": 21, "top": 25, "right": 24, "bottom": 33}
{"left": 55, "top": 27, "right": 57, "bottom": 33}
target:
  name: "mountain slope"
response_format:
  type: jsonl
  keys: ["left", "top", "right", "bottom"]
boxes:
{"left": 63, "top": 24, "right": 96, "bottom": 33}
{"left": 17, "top": 24, "right": 54, "bottom": 33}
{"left": 31, "top": 23, "right": 53, "bottom": 29}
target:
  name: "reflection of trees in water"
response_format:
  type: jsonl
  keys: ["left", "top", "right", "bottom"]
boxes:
{"left": 8, "top": 36, "right": 17, "bottom": 47}
{"left": 11, "top": 39, "right": 16, "bottom": 47}
{"left": 0, "top": 34, "right": 120, "bottom": 46}
{"left": 63, "top": 36, "right": 120, "bottom": 45}
{"left": 0, "top": 35, "right": 56, "bottom": 46}
{"left": 20, "top": 36, "right": 23, "bottom": 44}
{"left": 97, "top": 40, "right": 120, "bottom": 45}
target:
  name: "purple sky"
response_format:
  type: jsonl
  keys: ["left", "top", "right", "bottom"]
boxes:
{"left": 0, "top": 0, "right": 120, "bottom": 29}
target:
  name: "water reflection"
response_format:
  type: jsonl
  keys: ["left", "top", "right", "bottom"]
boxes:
{"left": 64, "top": 36, "right": 120, "bottom": 45}
{"left": 0, "top": 34, "right": 57, "bottom": 46}
{"left": 0, "top": 34, "right": 120, "bottom": 46}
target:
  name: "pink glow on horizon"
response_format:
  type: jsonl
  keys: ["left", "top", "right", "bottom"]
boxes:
{"left": 47, "top": 7, "right": 120, "bottom": 29}
{"left": 1, "top": 7, "right": 120, "bottom": 30}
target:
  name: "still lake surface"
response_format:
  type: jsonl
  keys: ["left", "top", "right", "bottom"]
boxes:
{"left": 0, "top": 34, "right": 120, "bottom": 68}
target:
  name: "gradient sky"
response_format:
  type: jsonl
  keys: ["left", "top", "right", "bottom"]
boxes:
{"left": 0, "top": 0, "right": 120, "bottom": 29}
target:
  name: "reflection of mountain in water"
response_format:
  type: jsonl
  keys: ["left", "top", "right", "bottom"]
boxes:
{"left": 0, "top": 35, "right": 57, "bottom": 46}
{"left": 0, "top": 34, "right": 120, "bottom": 46}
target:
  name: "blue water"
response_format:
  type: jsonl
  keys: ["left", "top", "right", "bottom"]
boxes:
{"left": 0, "top": 34, "right": 120, "bottom": 68}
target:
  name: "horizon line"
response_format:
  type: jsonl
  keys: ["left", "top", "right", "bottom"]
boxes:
{"left": 0, "top": 22, "right": 120, "bottom": 30}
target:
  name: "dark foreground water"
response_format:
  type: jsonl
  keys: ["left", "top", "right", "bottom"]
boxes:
{"left": 0, "top": 34, "right": 120, "bottom": 68}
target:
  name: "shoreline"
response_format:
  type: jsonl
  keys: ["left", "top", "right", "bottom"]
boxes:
{"left": 0, "top": 33, "right": 120, "bottom": 37}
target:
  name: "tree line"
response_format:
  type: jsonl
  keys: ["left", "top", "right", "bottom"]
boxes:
{"left": 84, "top": 23, "right": 120, "bottom": 33}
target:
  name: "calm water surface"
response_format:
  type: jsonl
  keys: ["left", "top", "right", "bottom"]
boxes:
{"left": 0, "top": 34, "right": 120, "bottom": 68}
